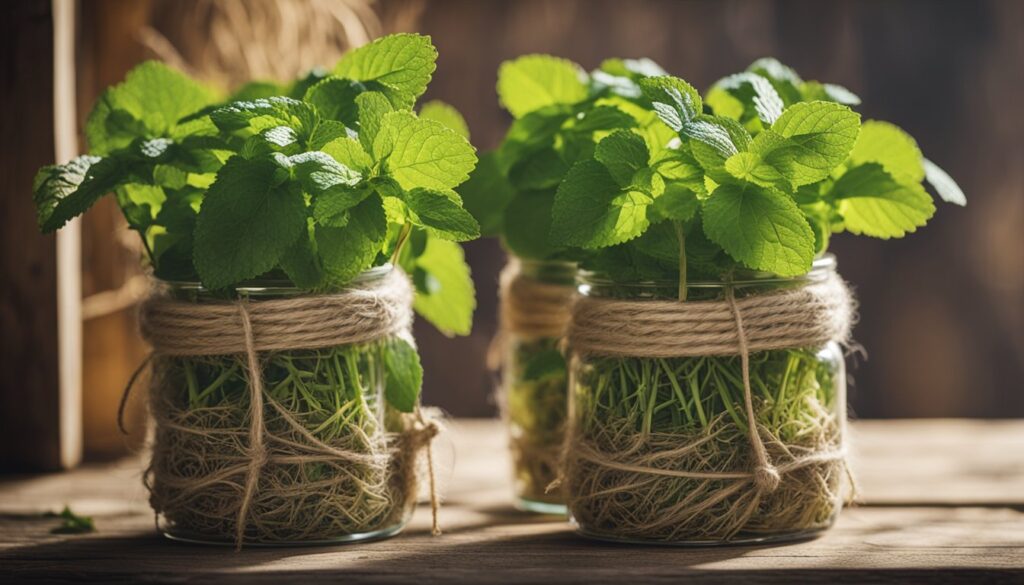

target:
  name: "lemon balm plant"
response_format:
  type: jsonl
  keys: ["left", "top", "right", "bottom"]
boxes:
{"left": 459, "top": 56, "right": 675, "bottom": 512}
{"left": 552, "top": 58, "right": 964, "bottom": 544}
{"left": 33, "top": 34, "right": 479, "bottom": 546}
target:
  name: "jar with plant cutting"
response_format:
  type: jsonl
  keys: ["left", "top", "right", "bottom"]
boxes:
{"left": 549, "top": 58, "right": 964, "bottom": 543}
{"left": 459, "top": 55, "right": 680, "bottom": 512}
{"left": 32, "top": 34, "right": 481, "bottom": 546}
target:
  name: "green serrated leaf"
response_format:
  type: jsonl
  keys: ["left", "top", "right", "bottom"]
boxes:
{"left": 595, "top": 130, "right": 650, "bottom": 186}
{"left": 418, "top": 100, "right": 470, "bottom": 139}
{"left": 832, "top": 163, "right": 936, "bottom": 238}
{"left": 284, "top": 151, "right": 362, "bottom": 194}
{"left": 409, "top": 237, "right": 475, "bottom": 336}
{"left": 685, "top": 115, "right": 750, "bottom": 174}
{"left": 650, "top": 182, "right": 699, "bottom": 222}
{"left": 316, "top": 193, "right": 388, "bottom": 286}
{"left": 333, "top": 33, "right": 437, "bottom": 109}
{"left": 321, "top": 136, "right": 373, "bottom": 172}
{"left": 703, "top": 181, "right": 815, "bottom": 276}
{"left": 308, "top": 120, "right": 352, "bottom": 150}
{"left": 383, "top": 337, "right": 423, "bottom": 412}
{"left": 34, "top": 154, "right": 145, "bottom": 232}
{"left": 507, "top": 147, "right": 568, "bottom": 191}
{"left": 280, "top": 219, "right": 324, "bottom": 289}
{"left": 502, "top": 190, "right": 559, "bottom": 259}
{"left": 758, "top": 101, "right": 861, "bottom": 187}
{"left": 193, "top": 156, "right": 307, "bottom": 288}
{"left": 567, "top": 105, "right": 637, "bottom": 135}
{"left": 86, "top": 61, "right": 216, "bottom": 155}
{"left": 355, "top": 91, "right": 394, "bottom": 152}
{"left": 652, "top": 148, "right": 706, "bottom": 194}
{"left": 747, "top": 58, "right": 804, "bottom": 105}
{"left": 374, "top": 111, "right": 477, "bottom": 191}
{"left": 304, "top": 76, "right": 364, "bottom": 126}
{"left": 406, "top": 188, "right": 481, "bottom": 241}
{"left": 313, "top": 186, "right": 371, "bottom": 227}
{"left": 724, "top": 150, "right": 785, "bottom": 187}
{"left": 211, "top": 97, "right": 319, "bottom": 141}
{"left": 850, "top": 120, "right": 924, "bottom": 184}
{"left": 497, "top": 54, "right": 589, "bottom": 118}
{"left": 455, "top": 151, "right": 514, "bottom": 237}
{"left": 712, "top": 72, "right": 785, "bottom": 125}
{"left": 639, "top": 76, "right": 703, "bottom": 132}
{"left": 551, "top": 159, "right": 652, "bottom": 249}
{"left": 800, "top": 81, "right": 862, "bottom": 106}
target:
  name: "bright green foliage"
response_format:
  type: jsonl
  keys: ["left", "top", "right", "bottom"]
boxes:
{"left": 419, "top": 100, "right": 470, "bottom": 138}
{"left": 383, "top": 338, "right": 424, "bottom": 412}
{"left": 193, "top": 156, "right": 307, "bottom": 288}
{"left": 497, "top": 55, "right": 589, "bottom": 118}
{"left": 702, "top": 182, "right": 815, "bottom": 276}
{"left": 546, "top": 57, "right": 963, "bottom": 293}
{"left": 551, "top": 159, "right": 653, "bottom": 249}
{"left": 401, "top": 235, "right": 476, "bottom": 336}
{"left": 831, "top": 163, "right": 935, "bottom": 238}
{"left": 48, "top": 506, "right": 96, "bottom": 535}
{"left": 30, "top": 36, "right": 482, "bottom": 412}
{"left": 850, "top": 120, "right": 924, "bottom": 183}
{"left": 373, "top": 111, "right": 477, "bottom": 191}
{"left": 86, "top": 61, "right": 217, "bottom": 155}
{"left": 461, "top": 54, "right": 672, "bottom": 261}
{"left": 332, "top": 33, "right": 438, "bottom": 109}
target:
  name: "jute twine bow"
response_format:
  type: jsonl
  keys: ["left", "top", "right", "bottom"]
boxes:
{"left": 138, "top": 269, "right": 443, "bottom": 548}
{"left": 486, "top": 259, "right": 576, "bottom": 371}
{"left": 566, "top": 271, "right": 855, "bottom": 495}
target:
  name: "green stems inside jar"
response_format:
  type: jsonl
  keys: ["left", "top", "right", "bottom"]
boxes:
{"left": 500, "top": 259, "right": 575, "bottom": 513}
{"left": 565, "top": 258, "right": 849, "bottom": 543}
{"left": 148, "top": 269, "right": 416, "bottom": 545}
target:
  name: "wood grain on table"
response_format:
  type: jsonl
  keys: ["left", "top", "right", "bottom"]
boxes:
{"left": 1, "top": 419, "right": 1022, "bottom": 584}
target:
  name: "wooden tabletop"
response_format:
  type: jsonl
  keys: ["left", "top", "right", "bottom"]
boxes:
{"left": 2, "top": 419, "right": 1022, "bottom": 584}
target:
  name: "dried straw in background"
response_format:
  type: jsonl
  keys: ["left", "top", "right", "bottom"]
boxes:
{"left": 140, "top": 0, "right": 423, "bottom": 89}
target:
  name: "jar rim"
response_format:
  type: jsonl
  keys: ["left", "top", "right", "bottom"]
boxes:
{"left": 160, "top": 264, "right": 394, "bottom": 297}
{"left": 577, "top": 254, "right": 836, "bottom": 290}
{"left": 513, "top": 256, "right": 578, "bottom": 285}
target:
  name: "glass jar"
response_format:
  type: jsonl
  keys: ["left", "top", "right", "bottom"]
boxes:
{"left": 565, "top": 256, "right": 847, "bottom": 544}
{"left": 501, "top": 259, "right": 576, "bottom": 514}
{"left": 147, "top": 266, "right": 415, "bottom": 546}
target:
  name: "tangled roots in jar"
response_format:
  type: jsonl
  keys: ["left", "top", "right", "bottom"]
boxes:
{"left": 565, "top": 407, "right": 845, "bottom": 542}
{"left": 145, "top": 348, "right": 420, "bottom": 544}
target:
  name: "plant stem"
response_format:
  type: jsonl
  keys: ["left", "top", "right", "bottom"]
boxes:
{"left": 674, "top": 221, "right": 687, "bottom": 302}
{"left": 390, "top": 223, "right": 413, "bottom": 266}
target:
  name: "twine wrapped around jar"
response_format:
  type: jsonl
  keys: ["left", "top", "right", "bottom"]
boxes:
{"left": 562, "top": 270, "right": 858, "bottom": 540}
{"left": 492, "top": 258, "right": 576, "bottom": 508}
{"left": 138, "top": 269, "right": 442, "bottom": 548}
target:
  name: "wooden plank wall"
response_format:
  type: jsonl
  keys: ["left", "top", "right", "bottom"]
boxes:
{"left": 0, "top": 2, "right": 64, "bottom": 470}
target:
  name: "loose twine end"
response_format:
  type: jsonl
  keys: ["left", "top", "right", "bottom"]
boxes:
{"left": 414, "top": 409, "right": 443, "bottom": 537}
{"left": 138, "top": 269, "right": 439, "bottom": 548}
{"left": 725, "top": 284, "right": 781, "bottom": 494}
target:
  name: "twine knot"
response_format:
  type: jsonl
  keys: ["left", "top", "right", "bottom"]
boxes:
{"left": 138, "top": 268, "right": 441, "bottom": 548}
{"left": 754, "top": 464, "right": 782, "bottom": 492}
{"left": 563, "top": 269, "right": 856, "bottom": 537}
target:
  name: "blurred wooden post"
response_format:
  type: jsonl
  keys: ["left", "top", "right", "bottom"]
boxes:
{"left": 0, "top": 0, "right": 83, "bottom": 471}
{"left": 77, "top": 0, "right": 153, "bottom": 459}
